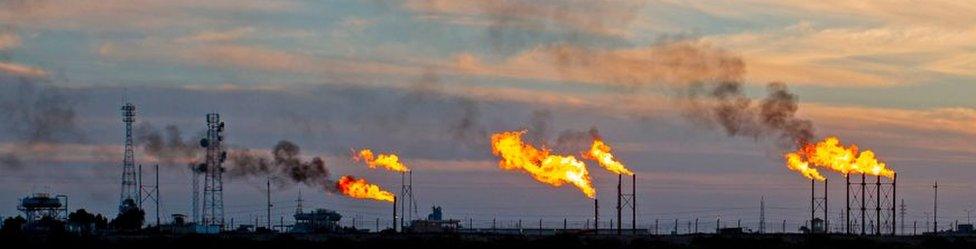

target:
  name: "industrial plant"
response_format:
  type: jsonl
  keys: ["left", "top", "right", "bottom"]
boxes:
{"left": 0, "top": 101, "right": 969, "bottom": 249}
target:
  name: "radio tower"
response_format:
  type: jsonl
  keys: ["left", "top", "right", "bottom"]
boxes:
{"left": 119, "top": 102, "right": 139, "bottom": 213}
{"left": 201, "top": 113, "right": 226, "bottom": 229}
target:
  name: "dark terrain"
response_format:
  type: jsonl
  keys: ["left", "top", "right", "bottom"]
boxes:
{"left": 3, "top": 233, "right": 975, "bottom": 249}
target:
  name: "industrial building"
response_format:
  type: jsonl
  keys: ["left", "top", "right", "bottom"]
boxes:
{"left": 291, "top": 209, "right": 342, "bottom": 233}
{"left": 405, "top": 206, "right": 460, "bottom": 233}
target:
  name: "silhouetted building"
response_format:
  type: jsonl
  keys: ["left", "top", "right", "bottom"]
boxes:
{"left": 18, "top": 193, "right": 68, "bottom": 232}
{"left": 406, "top": 206, "right": 460, "bottom": 233}
{"left": 292, "top": 209, "right": 342, "bottom": 233}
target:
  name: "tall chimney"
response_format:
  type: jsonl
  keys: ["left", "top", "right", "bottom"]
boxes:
{"left": 594, "top": 198, "right": 599, "bottom": 234}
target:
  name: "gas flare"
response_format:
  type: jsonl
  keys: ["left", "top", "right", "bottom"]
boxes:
{"left": 336, "top": 175, "right": 395, "bottom": 202}
{"left": 785, "top": 152, "right": 825, "bottom": 181}
{"left": 355, "top": 149, "right": 409, "bottom": 172}
{"left": 584, "top": 139, "right": 633, "bottom": 175}
{"left": 490, "top": 130, "right": 596, "bottom": 198}
{"left": 786, "top": 136, "right": 894, "bottom": 179}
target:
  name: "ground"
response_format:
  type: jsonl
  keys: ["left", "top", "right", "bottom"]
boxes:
{"left": 3, "top": 233, "right": 976, "bottom": 249}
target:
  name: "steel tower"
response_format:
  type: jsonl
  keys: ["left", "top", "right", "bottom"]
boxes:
{"left": 201, "top": 113, "right": 226, "bottom": 228}
{"left": 399, "top": 171, "right": 416, "bottom": 230}
{"left": 119, "top": 102, "right": 139, "bottom": 213}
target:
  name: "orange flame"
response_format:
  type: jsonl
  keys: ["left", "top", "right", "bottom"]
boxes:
{"left": 584, "top": 139, "right": 634, "bottom": 175}
{"left": 785, "top": 152, "right": 826, "bottom": 181}
{"left": 355, "top": 149, "right": 409, "bottom": 172}
{"left": 490, "top": 130, "right": 596, "bottom": 198}
{"left": 786, "top": 136, "right": 894, "bottom": 179}
{"left": 336, "top": 175, "right": 395, "bottom": 202}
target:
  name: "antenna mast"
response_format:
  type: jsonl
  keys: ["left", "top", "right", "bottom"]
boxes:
{"left": 119, "top": 102, "right": 139, "bottom": 213}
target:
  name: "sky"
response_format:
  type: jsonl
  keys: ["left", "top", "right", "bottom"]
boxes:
{"left": 0, "top": 0, "right": 974, "bottom": 232}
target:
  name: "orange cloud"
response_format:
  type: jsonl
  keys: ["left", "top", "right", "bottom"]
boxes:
{"left": 176, "top": 27, "right": 255, "bottom": 44}
{"left": 99, "top": 40, "right": 426, "bottom": 79}
{"left": 0, "top": 62, "right": 49, "bottom": 77}
{"left": 0, "top": 31, "right": 19, "bottom": 50}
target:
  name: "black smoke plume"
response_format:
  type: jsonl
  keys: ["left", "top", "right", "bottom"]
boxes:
{"left": 553, "top": 126, "right": 600, "bottom": 154}
{"left": 0, "top": 74, "right": 84, "bottom": 170}
{"left": 683, "top": 80, "right": 815, "bottom": 149}
{"left": 228, "top": 140, "right": 334, "bottom": 191}
{"left": 134, "top": 123, "right": 202, "bottom": 168}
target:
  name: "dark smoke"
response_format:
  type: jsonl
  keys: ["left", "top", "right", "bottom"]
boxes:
{"left": 402, "top": 68, "right": 488, "bottom": 146}
{"left": 0, "top": 74, "right": 84, "bottom": 170}
{"left": 525, "top": 110, "right": 552, "bottom": 146}
{"left": 448, "top": 98, "right": 487, "bottom": 145}
{"left": 760, "top": 82, "right": 815, "bottom": 147}
{"left": 228, "top": 140, "right": 334, "bottom": 191}
{"left": 683, "top": 80, "right": 815, "bottom": 150}
{"left": 553, "top": 126, "right": 599, "bottom": 154}
{"left": 134, "top": 123, "right": 202, "bottom": 167}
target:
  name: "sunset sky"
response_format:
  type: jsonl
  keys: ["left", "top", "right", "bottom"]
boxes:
{"left": 1, "top": 1, "right": 974, "bottom": 231}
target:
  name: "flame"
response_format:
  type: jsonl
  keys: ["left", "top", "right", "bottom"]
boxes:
{"left": 336, "top": 175, "right": 395, "bottom": 202}
{"left": 785, "top": 152, "right": 826, "bottom": 181}
{"left": 355, "top": 149, "right": 409, "bottom": 172}
{"left": 786, "top": 136, "right": 894, "bottom": 179}
{"left": 584, "top": 139, "right": 633, "bottom": 175}
{"left": 490, "top": 130, "right": 596, "bottom": 198}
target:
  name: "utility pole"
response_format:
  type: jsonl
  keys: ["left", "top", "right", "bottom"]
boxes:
{"left": 899, "top": 199, "right": 906, "bottom": 235}
{"left": 759, "top": 196, "right": 765, "bottom": 234}
{"left": 155, "top": 164, "right": 160, "bottom": 226}
{"left": 966, "top": 209, "right": 973, "bottom": 225}
{"left": 933, "top": 182, "right": 938, "bottom": 234}
{"left": 632, "top": 174, "right": 637, "bottom": 234}
{"left": 266, "top": 177, "right": 272, "bottom": 229}
{"left": 617, "top": 174, "right": 622, "bottom": 235}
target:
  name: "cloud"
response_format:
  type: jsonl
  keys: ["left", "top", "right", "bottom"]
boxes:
{"left": 175, "top": 27, "right": 255, "bottom": 44}
{"left": 402, "top": 0, "right": 647, "bottom": 37}
{"left": 654, "top": 1, "right": 976, "bottom": 87}
{"left": 0, "top": 30, "right": 19, "bottom": 50}
{"left": 752, "top": 1, "right": 976, "bottom": 28}
{"left": 0, "top": 0, "right": 299, "bottom": 31}
{"left": 701, "top": 24, "right": 976, "bottom": 86}
{"left": 99, "top": 40, "right": 426, "bottom": 79}
{"left": 0, "top": 62, "right": 48, "bottom": 77}
{"left": 452, "top": 41, "right": 743, "bottom": 87}
{"left": 803, "top": 105, "right": 976, "bottom": 138}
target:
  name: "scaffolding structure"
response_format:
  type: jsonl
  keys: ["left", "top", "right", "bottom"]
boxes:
{"left": 846, "top": 173, "right": 897, "bottom": 235}
{"left": 139, "top": 164, "right": 161, "bottom": 226}
{"left": 617, "top": 174, "right": 636, "bottom": 235}
{"left": 811, "top": 179, "right": 828, "bottom": 233}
